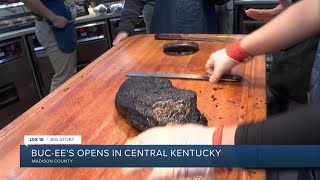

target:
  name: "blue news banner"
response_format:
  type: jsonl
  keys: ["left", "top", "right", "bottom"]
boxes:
{"left": 20, "top": 145, "right": 320, "bottom": 168}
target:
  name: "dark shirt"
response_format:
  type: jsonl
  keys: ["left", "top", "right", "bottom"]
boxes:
{"left": 118, "top": 0, "right": 229, "bottom": 35}
{"left": 268, "top": 36, "right": 319, "bottom": 103}
{"left": 266, "top": 0, "right": 319, "bottom": 104}
{"left": 235, "top": 103, "right": 320, "bottom": 145}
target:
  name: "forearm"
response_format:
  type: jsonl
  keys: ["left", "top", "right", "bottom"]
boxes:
{"left": 22, "top": 0, "right": 57, "bottom": 21}
{"left": 117, "top": 0, "right": 148, "bottom": 34}
{"left": 241, "top": 0, "right": 320, "bottom": 55}
{"left": 234, "top": 104, "right": 320, "bottom": 145}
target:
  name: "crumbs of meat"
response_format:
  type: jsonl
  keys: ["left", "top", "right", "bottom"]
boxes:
{"left": 64, "top": 87, "right": 70, "bottom": 91}
{"left": 227, "top": 100, "right": 236, "bottom": 104}
{"left": 211, "top": 95, "right": 217, "bottom": 101}
{"left": 213, "top": 87, "right": 223, "bottom": 91}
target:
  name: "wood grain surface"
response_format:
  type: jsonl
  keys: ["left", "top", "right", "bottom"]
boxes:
{"left": 0, "top": 34, "right": 266, "bottom": 180}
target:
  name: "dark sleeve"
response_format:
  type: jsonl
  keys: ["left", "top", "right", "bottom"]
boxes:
{"left": 215, "top": 0, "right": 230, "bottom": 5}
{"left": 235, "top": 104, "right": 320, "bottom": 145}
{"left": 207, "top": 0, "right": 230, "bottom": 5}
{"left": 117, "top": 0, "right": 148, "bottom": 35}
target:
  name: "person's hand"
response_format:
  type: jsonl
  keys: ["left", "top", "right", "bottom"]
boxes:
{"left": 205, "top": 49, "right": 239, "bottom": 83}
{"left": 51, "top": 15, "right": 68, "bottom": 28}
{"left": 245, "top": 0, "right": 290, "bottom": 22}
{"left": 123, "top": 124, "right": 216, "bottom": 180}
{"left": 113, "top": 32, "right": 129, "bottom": 46}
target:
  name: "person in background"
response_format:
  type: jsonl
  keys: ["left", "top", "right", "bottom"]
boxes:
{"left": 141, "top": 0, "right": 156, "bottom": 33}
{"left": 22, "top": 0, "right": 77, "bottom": 92}
{"left": 122, "top": 0, "right": 320, "bottom": 179}
{"left": 112, "top": 0, "right": 230, "bottom": 45}
{"left": 246, "top": 0, "right": 319, "bottom": 116}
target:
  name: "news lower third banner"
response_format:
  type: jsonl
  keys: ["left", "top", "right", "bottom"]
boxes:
{"left": 20, "top": 145, "right": 320, "bottom": 168}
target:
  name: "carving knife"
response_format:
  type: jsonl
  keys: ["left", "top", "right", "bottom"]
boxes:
{"left": 154, "top": 34, "right": 228, "bottom": 43}
{"left": 126, "top": 72, "right": 242, "bottom": 82}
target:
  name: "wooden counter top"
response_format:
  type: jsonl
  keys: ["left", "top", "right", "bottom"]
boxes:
{"left": 0, "top": 34, "right": 266, "bottom": 180}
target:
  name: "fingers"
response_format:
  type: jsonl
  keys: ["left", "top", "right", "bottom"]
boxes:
{"left": 125, "top": 136, "right": 144, "bottom": 145}
{"left": 54, "top": 15, "right": 68, "bottom": 28}
{"left": 206, "top": 49, "right": 240, "bottom": 83}
{"left": 245, "top": 2, "right": 287, "bottom": 22}
{"left": 205, "top": 59, "right": 215, "bottom": 76}
{"left": 206, "top": 54, "right": 221, "bottom": 83}
{"left": 205, "top": 50, "right": 226, "bottom": 83}
{"left": 209, "top": 68, "right": 225, "bottom": 83}
{"left": 122, "top": 137, "right": 147, "bottom": 176}
{"left": 122, "top": 167, "right": 144, "bottom": 176}
{"left": 148, "top": 168, "right": 175, "bottom": 180}
{"left": 113, "top": 32, "right": 129, "bottom": 46}
{"left": 60, "top": 19, "right": 68, "bottom": 28}
{"left": 124, "top": 126, "right": 167, "bottom": 145}
{"left": 245, "top": 9, "right": 272, "bottom": 22}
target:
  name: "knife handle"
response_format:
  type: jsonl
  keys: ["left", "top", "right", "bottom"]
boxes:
{"left": 204, "top": 74, "right": 242, "bottom": 82}
{"left": 155, "top": 34, "right": 183, "bottom": 40}
{"left": 220, "top": 74, "right": 243, "bottom": 82}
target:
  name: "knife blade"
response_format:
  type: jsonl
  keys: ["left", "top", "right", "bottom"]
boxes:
{"left": 126, "top": 72, "right": 242, "bottom": 82}
{"left": 154, "top": 34, "right": 228, "bottom": 43}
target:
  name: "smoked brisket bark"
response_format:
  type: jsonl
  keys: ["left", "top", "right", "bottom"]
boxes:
{"left": 115, "top": 77, "right": 207, "bottom": 131}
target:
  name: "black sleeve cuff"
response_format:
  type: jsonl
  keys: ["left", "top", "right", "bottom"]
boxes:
{"left": 235, "top": 104, "right": 320, "bottom": 145}
{"left": 235, "top": 122, "right": 264, "bottom": 145}
{"left": 117, "top": 21, "right": 135, "bottom": 36}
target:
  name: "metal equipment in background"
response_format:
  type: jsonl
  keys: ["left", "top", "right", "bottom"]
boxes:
{"left": 0, "top": 38, "right": 40, "bottom": 129}
{"left": 108, "top": 15, "right": 146, "bottom": 42}
{"left": 233, "top": 0, "right": 278, "bottom": 34}
{"left": 73, "top": 0, "right": 90, "bottom": 17}
{"left": 0, "top": 1, "right": 36, "bottom": 34}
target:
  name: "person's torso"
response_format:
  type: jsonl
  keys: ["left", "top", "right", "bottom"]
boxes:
{"left": 37, "top": 0, "right": 77, "bottom": 53}
{"left": 150, "top": 0, "right": 217, "bottom": 34}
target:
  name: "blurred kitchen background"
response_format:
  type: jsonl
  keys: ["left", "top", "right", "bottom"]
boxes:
{"left": 0, "top": 0, "right": 278, "bottom": 129}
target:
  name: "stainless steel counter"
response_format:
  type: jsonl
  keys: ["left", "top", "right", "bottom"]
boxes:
{"left": 0, "top": 13, "right": 120, "bottom": 42}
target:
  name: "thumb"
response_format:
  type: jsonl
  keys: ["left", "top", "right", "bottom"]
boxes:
{"left": 113, "top": 32, "right": 129, "bottom": 46}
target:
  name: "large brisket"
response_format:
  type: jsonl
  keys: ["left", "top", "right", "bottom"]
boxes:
{"left": 115, "top": 77, "right": 207, "bottom": 131}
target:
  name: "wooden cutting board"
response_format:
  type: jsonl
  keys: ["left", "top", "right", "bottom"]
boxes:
{"left": 0, "top": 34, "right": 266, "bottom": 180}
